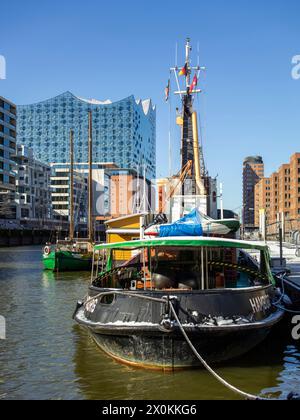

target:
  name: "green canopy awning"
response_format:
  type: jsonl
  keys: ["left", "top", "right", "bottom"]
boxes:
{"left": 94, "top": 237, "right": 268, "bottom": 252}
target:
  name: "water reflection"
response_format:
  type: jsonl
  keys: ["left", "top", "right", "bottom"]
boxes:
{"left": 41, "top": 270, "right": 90, "bottom": 287}
{"left": 72, "top": 320, "right": 300, "bottom": 400}
{"left": 261, "top": 343, "right": 300, "bottom": 397}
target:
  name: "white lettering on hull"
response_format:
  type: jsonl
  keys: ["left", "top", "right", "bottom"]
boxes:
{"left": 249, "top": 295, "right": 271, "bottom": 314}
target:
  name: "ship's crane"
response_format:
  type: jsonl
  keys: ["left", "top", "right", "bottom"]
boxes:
{"left": 163, "top": 160, "right": 193, "bottom": 212}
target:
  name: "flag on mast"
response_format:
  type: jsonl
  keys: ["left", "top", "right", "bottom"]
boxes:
{"left": 178, "top": 63, "right": 188, "bottom": 77}
{"left": 165, "top": 79, "right": 170, "bottom": 102}
{"left": 189, "top": 74, "right": 198, "bottom": 93}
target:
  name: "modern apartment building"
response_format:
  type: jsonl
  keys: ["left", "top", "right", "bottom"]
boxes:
{"left": 74, "top": 163, "right": 111, "bottom": 219}
{"left": 0, "top": 96, "right": 17, "bottom": 218}
{"left": 14, "top": 145, "right": 52, "bottom": 221}
{"left": 50, "top": 163, "right": 153, "bottom": 226}
{"left": 17, "top": 92, "right": 156, "bottom": 180}
{"left": 255, "top": 153, "right": 300, "bottom": 235}
{"left": 50, "top": 166, "right": 88, "bottom": 226}
{"left": 242, "top": 156, "right": 264, "bottom": 229}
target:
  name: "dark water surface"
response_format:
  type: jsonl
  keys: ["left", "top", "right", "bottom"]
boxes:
{"left": 0, "top": 246, "right": 299, "bottom": 400}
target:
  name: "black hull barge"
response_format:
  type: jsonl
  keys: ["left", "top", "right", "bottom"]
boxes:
{"left": 74, "top": 237, "right": 284, "bottom": 370}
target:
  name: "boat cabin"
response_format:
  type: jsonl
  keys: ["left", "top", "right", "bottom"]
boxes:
{"left": 92, "top": 237, "right": 274, "bottom": 291}
{"left": 54, "top": 239, "right": 93, "bottom": 253}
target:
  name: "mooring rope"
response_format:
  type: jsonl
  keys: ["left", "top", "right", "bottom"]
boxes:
{"left": 273, "top": 274, "right": 300, "bottom": 314}
{"left": 81, "top": 291, "right": 268, "bottom": 400}
{"left": 84, "top": 290, "right": 166, "bottom": 306}
{"left": 168, "top": 300, "right": 264, "bottom": 400}
{"left": 273, "top": 303, "right": 300, "bottom": 314}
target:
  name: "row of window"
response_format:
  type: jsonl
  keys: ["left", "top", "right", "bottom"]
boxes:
{"left": 0, "top": 112, "right": 16, "bottom": 127}
{"left": 0, "top": 100, "right": 16, "bottom": 115}
{"left": 0, "top": 124, "right": 16, "bottom": 138}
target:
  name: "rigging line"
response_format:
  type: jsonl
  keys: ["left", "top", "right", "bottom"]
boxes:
{"left": 172, "top": 68, "right": 182, "bottom": 100}
{"left": 197, "top": 93, "right": 206, "bottom": 176}
{"left": 171, "top": 70, "right": 182, "bottom": 176}
{"left": 198, "top": 71, "right": 208, "bottom": 175}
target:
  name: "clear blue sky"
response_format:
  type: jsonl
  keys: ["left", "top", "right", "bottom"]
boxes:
{"left": 1, "top": 0, "right": 300, "bottom": 212}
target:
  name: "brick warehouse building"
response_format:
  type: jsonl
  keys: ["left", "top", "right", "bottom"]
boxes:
{"left": 255, "top": 153, "right": 300, "bottom": 236}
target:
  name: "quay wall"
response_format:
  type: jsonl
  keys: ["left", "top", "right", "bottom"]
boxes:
{"left": 0, "top": 229, "right": 68, "bottom": 247}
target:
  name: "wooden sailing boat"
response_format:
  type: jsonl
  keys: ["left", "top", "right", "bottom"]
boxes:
{"left": 43, "top": 112, "right": 94, "bottom": 271}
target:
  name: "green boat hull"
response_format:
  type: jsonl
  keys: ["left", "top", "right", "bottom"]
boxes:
{"left": 43, "top": 250, "right": 92, "bottom": 272}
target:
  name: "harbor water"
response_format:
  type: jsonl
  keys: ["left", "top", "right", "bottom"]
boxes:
{"left": 0, "top": 246, "right": 300, "bottom": 400}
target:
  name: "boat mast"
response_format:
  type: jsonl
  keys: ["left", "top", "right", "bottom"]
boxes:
{"left": 69, "top": 129, "right": 74, "bottom": 241}
{"left": 171, "top": 38, "right": 206, "bottom": 202}
{"left": 88, "top": 111, "right": 94, "bottom": 242}
{"left": 185, "top": 38, "right": 191, "bottom": 87}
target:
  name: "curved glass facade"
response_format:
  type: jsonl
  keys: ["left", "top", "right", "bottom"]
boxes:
{"left": 17, "top": 91, "right": 156, "bottom": 180}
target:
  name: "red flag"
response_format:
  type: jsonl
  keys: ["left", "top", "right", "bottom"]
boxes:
{"left": 189, "top": 74, "right": 198, "bottom": 93}
{"left": 165, "top": 79, "right": 170, "bottom": 102}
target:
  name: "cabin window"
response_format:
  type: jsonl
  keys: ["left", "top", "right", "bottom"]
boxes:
{"left": 94, "top": 245, "right": 271, "bottom": 291}
{"left": 148, "top": 246, "right": 270, "bottom": 290}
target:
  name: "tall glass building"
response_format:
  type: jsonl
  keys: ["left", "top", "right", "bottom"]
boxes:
{"left": 17, "top": 91, "right": 156, "bottom": 180}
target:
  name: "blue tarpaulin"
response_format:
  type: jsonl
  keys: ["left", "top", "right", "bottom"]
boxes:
{"left": 159, "top": 209, "right": 203, "bottom": 237}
